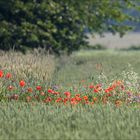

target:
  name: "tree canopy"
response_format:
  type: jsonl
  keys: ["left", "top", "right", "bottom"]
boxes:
{"left": 0, "top": 0, "right": 139, "bottom": 54}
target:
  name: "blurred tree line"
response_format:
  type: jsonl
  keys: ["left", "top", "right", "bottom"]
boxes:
{"left": 0, "top": 0, "right": 139, "bottom": 54}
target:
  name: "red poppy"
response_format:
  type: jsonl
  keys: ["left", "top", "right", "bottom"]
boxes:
{"left": 6, "top": 73, "right": 12, "bottom": 79}
{"left": 75, "top": 94, "right": 80, "bottom": 97}
{"left": 19, "top": 80, "right": 26, "bottom": 87}
{"left": 44, "top": 97, "right": 52, "bottom": 103}
{"left": 107, "top": 93, "right": 112, "bottom": 97}
{"left": 63, "top": 98, "right": 69, "bottom": 104}
{"left": 93, "top": 84, "right": 102, "bottom": 93}
{"left": 121, "top": 85, "right": 125, "bottom": 90}
{"left": 83, "top": 96, "right": 88, "bottom": 101}
{"left": 105, "top": 86, "right": 114, "bottom": 93}
{"left": 27, "top": 87, "right": 33, "bottom": 93}
{"left": 36, "top": 86, "right": 42, "bottom": 90}
{"left": 105, "top": 89, "right": 109, "bottom": 93}
{"left": 55, "top": 97, "right": 62, "bottom": 103}
{"left": 89, "top": 85, "right": 94, "bottom": 89}
{"left": 94, "top": 89, "right": 99, "bottom": 93}
{"left": 70, "top": 98, "right": 78, "bottom": 105}
{"left": 64, "top": 91, "right": 71, "bottom": 98}
{"left": 75, "top": 96, "right": 82, "bottom": 101}
{"left": 47, "top": 89, "right": 54, "bottom": 94}
{"left": 0, "top": 70, "right": 3, "bottom": 78}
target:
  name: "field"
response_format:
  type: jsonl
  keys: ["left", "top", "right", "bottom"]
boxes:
{"left": 0, "top": 50, "right": 140, "bottom": 139}
{"left": 87, "top": 33, "right": 140, "bottom": 49}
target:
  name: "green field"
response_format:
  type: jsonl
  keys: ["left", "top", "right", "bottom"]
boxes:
{"left": 0, "top": 50, "right": 140, "bottom": 139}
{"left": 54, "top": 50, "right": 140, "bottom": 85}
{"left": 0, "top": 102, "right": 140, "bottom": 140}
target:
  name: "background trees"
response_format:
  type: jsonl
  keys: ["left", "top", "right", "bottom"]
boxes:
{"left": 0, "top": 0, "right": 139, "bottom": 54}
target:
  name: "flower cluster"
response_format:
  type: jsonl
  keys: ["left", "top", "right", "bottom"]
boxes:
{"left": 0, "top": 69, "right": 140, "bottom": 107}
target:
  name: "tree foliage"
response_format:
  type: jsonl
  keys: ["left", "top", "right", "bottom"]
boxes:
{"left": 0, "top": 0, "right": 139, "bottom": 54}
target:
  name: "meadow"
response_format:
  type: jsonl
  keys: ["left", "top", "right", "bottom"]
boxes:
{"left": 0, "top": 50, "right": 140, "bottom": 139}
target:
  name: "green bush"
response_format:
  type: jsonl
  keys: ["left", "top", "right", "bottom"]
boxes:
{"left": 0, "top": 0, "right": 139, "bottom": 54}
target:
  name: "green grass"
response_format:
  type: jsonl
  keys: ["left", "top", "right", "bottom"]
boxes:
{"left": 1, "top": 50, "right": 140, "bottom": 139}
{"left": 54, "top": 50, "right": 140, "bottom": 86}
{"left": 0, "top": 102, "right": 140, "bottom": 140}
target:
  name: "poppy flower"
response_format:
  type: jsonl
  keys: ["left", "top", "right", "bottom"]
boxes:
{"left": 64, "top": 91, "right": 71, "bottom": 98}
{"left": 105, "top": 89, "right": 110, "bottom": 93}
{"left": 55, "top": 97, "right": 62, "bottom": 103}
{"left": 63, "top": 98, "right": 69, "bottom": 104}
{"left": 36, "top": 86, "right": 42, "bottom": 90}
{"left": 27, "top": 87, "right": 33, "bottom": 93}
{"left": 47, "top": 89, "right": 54, "bottom": 94}
{"left": 89, "top": 85, "right": 94, "bottom": 89}
{"left": 19, "top": 80, "right": 26, "bottom": 87}
{"left": 94, "top": 89, "right": 99, "bottom": 93}
{"left": 121, "top": 85, "right": 125, "bottom": 90}
{"left": 75, "top": 94, "right": 80, "bottom": 97}
{"left": 0, "top": 70, "right": 3, "bottom": 78}
{"left": 83, "top": 96, "right": 88, "bottom": 101}
{"left": 44, "top": 97, "right": 52, "bottom": 103}
{"left": 105, "top": 86, "right": 115, "bottom": 93}
{"left": 6, "top": 73, "right": 12, "bottom": 79}
{"left": 75, "top": 96, "right": 82, "bottom": 101}
{"left": 107, "top": 93, "right": 112, "bottom": 97}
{"left": 70, "top": 98, "right": 78, "bottom": 105}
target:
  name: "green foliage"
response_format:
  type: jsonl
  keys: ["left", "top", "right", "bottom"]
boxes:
{"left": 0, "top": 0, "right": 139, "bottom": 54}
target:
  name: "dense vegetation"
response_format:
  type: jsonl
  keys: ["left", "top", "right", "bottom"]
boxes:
{"left": 0, "top": 0, "right": 139, "bottom": 54}
{"left": 0, "top": 50, "right": 140, "bottom": 139}
{"left": 0, "top": 103, "right": 140, "bottom": 140}
{"left": 0, "top": 0, "right": 140, "bottom": 139}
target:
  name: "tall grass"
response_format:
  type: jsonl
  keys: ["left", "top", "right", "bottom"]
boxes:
{"left": 1, "top": 50, "right": 140, "bottom": 139}
{"left": 0, "top": 51, "right": 56, "bottom": 83}
{"left": 54, "top": 50, "right": 140, "bottom": 86}
{"left": 0, "top": 102, "right": 140, "bottom": 140}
